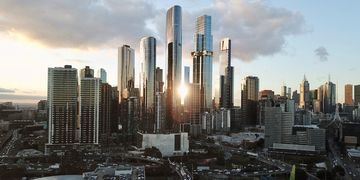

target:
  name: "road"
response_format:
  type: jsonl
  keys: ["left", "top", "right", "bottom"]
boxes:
{"left": 0, "top": 129, "right": 19, "bottom": 161}
{"left": 328, "top": 138, "right": 359, "bottom": 179}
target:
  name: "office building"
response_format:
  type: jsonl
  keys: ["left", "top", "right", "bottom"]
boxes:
{"left": 80, "top": 69, "right": 101, "bottom": 144}
{"left": 345, "top": 84, "right": 353, "bottom": 105}
{"left": 287, "top": 87, "right": 292, "bottom": 99}
{"left": 241, "top": 76, "right": 259, "bottom": 126}
{"left": 118, "top": 45, "right": 135, "bottom": 102}
{"left": 155, "top": 67, "right": 164, "bottom": 93}
{"left": 299, "top": 76, "right": 310, "bottom": 109}
{"left": 110, "top": 87, "right": 119, "bottom": 133}
{"left": 166, "top": 5, "right": 182, "bottom": 130}
{"left": 99, "top": 83, "right": 112, "bottom": 144}
{"left": 140, "top": 37, "right": 156, "bottom": 133}
{"left": 192, "top": 15, "right": 213, "bottom": 112}
{"left": 120, "top": 88, "right": 140, "bottom": 144}
{"left": 97, "top": 68, "right": 107, "bottom": 83}
{"left": 47, "top": 65, "right": 78, "bottom": 149}
{"left": 281, "top": 85, "right": 287, "bottom": 97}
{"left": 137, "top": 132, "right": 189, "bottom": 157}
{"left": 355, "top": 85, "right": 360, "bottom": 105}
{"left": 184, "top": 66, "right": 190, "bottom": 84}
{"left": 155, "top": 92, "right": 166, "bottom": 133}
{"left": 323, "top": 81, "right": 336, "bottom": 113}
{"left": 219, "top": 38, "right": 234, "bottom": 109}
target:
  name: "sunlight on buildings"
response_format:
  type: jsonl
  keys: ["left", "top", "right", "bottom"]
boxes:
{"left": 178, "top": 82, "right": 188, "bottom": 105}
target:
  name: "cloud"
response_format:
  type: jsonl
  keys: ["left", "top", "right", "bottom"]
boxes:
{"left": 0, "top": 0, "right": 307, "bottom": 61}
{"left": 0, "top": 88, "right": 15, "bottom": 93}
{"left": 0, "top": 94, "right": 46, "bottom": 100}
{"left": 314, "top": 46, "right": 329, "bottom": 61}
{"left": 0, "top": 0, "right": 158, "bottom": 48}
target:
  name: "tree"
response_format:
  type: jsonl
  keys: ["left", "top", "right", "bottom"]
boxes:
{"left": 144, "top": 147, "right": 162, "bottom": 158}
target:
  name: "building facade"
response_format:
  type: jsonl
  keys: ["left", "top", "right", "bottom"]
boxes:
{"left": 345, "top": 84, "right": 353, "bottom": 105}
{"left": 140, "top": 37, "right": 156, "bottom": 133}
{"left": 192, "top": 15, "right": 213, "bottom": 112}
{"left": 118, "top": 45, "right": 135, "bottom": 102}
{"left": 166, "top": 5, "right": 182, "bottom": 130}
{"left": 47, "top": 65, "right": 78, "bottom": 146}
{"left": 219, "top": 38, "right": 233, "bottom": 109}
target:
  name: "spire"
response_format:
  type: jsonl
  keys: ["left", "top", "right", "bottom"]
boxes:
{"left": 328, "top": 74, "right": 331, "bottom": 82}
{"left": 303, "top": 74, "right": 307, "bottom": 82}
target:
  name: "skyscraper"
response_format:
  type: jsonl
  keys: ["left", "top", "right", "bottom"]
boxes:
{"left": 47, "top": 65, "right": 78, "bottom": 146}
{"left": 185, "top": 83, "right": 201, "bottom": 135}
{"left": 241, "top": 76, "right": 259, "bottom": 126}
{"left": 184, "top": 66, "right": 190, "bottom": 84}
{"left": 323, "top": 81, "right": 336, "bottom": 113}
{"left": 80, "top": 67, "right": 101, "bottom": 144}
{"left": 166, "top": 5, "right": 182, "bottom": 130}
{"left": 219, "top": 38, "right": 233, "bottom": 109}
{"left": 299, "top": 75, "right": 310, "bottom": 109}
{"left": 281, "top": 85, "right": 287, "bottom": 97}
{"left": 345, "top": 84, "right": 353, "bottom": 105}
{"left": 192, "top": 15, "right": 213, "bottom": 112}
{"left": 99, "top": 83, "right": 112, "bottom": 145}
{"left": 118, "top": 45, "right": 135, "bottom": 102}
{"left": 80, "top": 66, "right": 94, "bottom": 79}
{"left": 98, "top": 68, "right": 107, "bottom": 83}
{"left": 140, "top": 36, "right": 156, "bottom": 132}
{"left": 155, "top": 67, "right": 164, "bottom": 93}
{"left": 355, "top": 85, "right": 360, "bottom": 105}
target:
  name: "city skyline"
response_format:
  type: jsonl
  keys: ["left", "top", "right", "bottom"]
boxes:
{"left": 0, "top": 0, "right": 359, "bottom": 105}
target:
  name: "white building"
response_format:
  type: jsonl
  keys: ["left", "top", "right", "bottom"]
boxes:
{"left": 137, "top": 132, "right": 189, "bottom": 157}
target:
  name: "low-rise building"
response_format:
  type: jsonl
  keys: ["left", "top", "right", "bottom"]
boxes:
{"left": 137, "top": 132, "right": 189, "bottom": 157}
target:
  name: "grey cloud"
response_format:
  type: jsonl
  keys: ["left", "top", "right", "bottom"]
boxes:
{"left": 0, "top": 88, "right": 15, "bottom": 93}
{"left": 314, "top": 46, "right": 329, "bottom": 61}
{"left": 0, "top": 0, "right": 307, "bottom": 61}
{"left": 0, "top": 0, "right": 158, "bottom": 48}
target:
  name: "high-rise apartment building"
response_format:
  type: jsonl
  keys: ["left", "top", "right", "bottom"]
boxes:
{"left": 47, "top": 65, "right": 78, "bottom": 145}
{"left": 118, "top": 45, "right": 135, "bottom": 102}
{"left": 166, "top": 5, "right": 182, "bottom": 130}
{"left": 219, "top": 38, "right": 233, "bottom": 109}
{"left": 345, "top": 84, "right": 353, "bottom": 105}
{"left": 192, "top": 15, "right": 213, "bottom": 112}
{"left": 80, "top": 68, "right": 101, "bottom": 144}
{"left": 140, "top": 36, "right": 156, "bottom": 133}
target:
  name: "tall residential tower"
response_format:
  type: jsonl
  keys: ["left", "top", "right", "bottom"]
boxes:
{"left": 140, "top": 36, "right": 156, "bottom": 132}
{"left": 192, "top": 15, "right": 213, "bottom": 112}
{"left": 166, "top": 5, "right": 182, "bottom": 130}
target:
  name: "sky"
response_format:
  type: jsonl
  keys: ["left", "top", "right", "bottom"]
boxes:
{"left": 0, "top": 0, "right": 359, "bottom": 105}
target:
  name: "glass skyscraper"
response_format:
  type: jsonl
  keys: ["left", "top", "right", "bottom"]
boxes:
{"left": 118, "top": 45, "right": 135, "bottom": 102}
{"left": 219, "top": 38, "right": 233, "bottom": 109}
{"left": 192, "top": 15, "right": 213, "bottom": 112}
{"left": 166, "top": 5, "right": 182, "bottom": 130}
{"left": 140, "top": 36, "right": 156, "bottom": 132}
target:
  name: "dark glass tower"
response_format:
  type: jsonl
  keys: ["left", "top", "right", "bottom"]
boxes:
{"left": 219, "top": 38, "right": 233, "bottom": 109}
{"left": 166, "top": 5, "right": 182, "bottom": 130}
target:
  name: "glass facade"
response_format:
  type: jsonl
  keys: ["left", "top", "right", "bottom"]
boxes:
{"left": 140, "top": 36, "right": 156, "bottom": 132}
{"left": 192, "top": 15, "right": 213, "bottom": 112}
{"left": 166, "top": 5, "right": 182, "bottom": 130}
{"left": 118, "top": 45, "right": 135, "bottom": 102}
{"left": 219, "top": 38, "right": 233, "bottom": 108}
